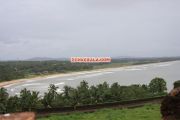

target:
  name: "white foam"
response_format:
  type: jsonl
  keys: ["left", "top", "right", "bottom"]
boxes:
{"left": 66, "top": 72, "right": 110, "bottom": 80}
{"left": 54, "top": 82, "right": 65, "bottom": 86}
{"left": 67, "top": 78, "right": 75, "bottom": 81}
{"left": 56, "top": 88, "right": 63, "bottom": 93}
{"left": 10, "top": 89, "right": 14, "bottom": 92}
{"left": 15, "top": 92, "right": 20, "bottom": 95}
{"left": 25, "top": 80, "right": 37, "bottom": 83}
{"left": 21, "top": 83, "right": 42, "bottom": 87}
{"left": 75, "top": 73, "right": 104, "bottom": 79}
{"left": 157, "top": 63, "right": 172, "bottom": 67}
{"left": 125, "top": 68, "right": 142, "bottom": 71}
{"left": 45, "top": 75, "right": 59, "bottom": 79}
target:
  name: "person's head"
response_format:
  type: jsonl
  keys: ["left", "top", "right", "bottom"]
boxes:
{"left": 174, "top": 80, "right": 180, "bottom": 89}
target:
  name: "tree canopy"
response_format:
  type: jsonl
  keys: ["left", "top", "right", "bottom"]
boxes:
{"left": 0, "top": 78, "right": 167, "bottom": 114}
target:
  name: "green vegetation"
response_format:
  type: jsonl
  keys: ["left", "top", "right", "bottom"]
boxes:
{"left": 0, "top": 61, "right": 94, "bottom": 82}
{"left": 149, "top": 78, "right": 167, "bottom": 94}
{"left": 38, "top": 104, "right": 161, "bottom": 120}
{"left": 0, "top": 57, "right": 179, "bottom": 82}
{"left": 0, "top": 78, "right": 167, "bottom": 114}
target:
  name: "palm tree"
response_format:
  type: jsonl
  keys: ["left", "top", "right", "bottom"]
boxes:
{"left": 96, "top": 82, "right": 111, "bottom": 103}
{"left": 19, "top": 88, "right": 39, "bottom": 111}
{"left": 42, "top": 84, "right": 58, "bottom": 108}
{"left": 110, "top": 82, "right": 121, "bottom": 101}
{"left": 77, "top": 81, "right": 91, "bottom": 105}
{"left": 69, "top": 88, "right": 79, "bottom": 109}
{"left": 63, "top": 85, "right": 72, "bottom": 98}
{"left": 89, "top": 86, "right": 98, "bottom": 104}
{"left": 49, "top": 84, "right": 58, "bottom": 99}
{"left": 63, "top": 85, "right": 73, "bottom": 106}
{"left": 0, "top": 88, "right": 9, "bottom": 113}
{"left": 6, "top": 95, "right": 20, "bottom": 113}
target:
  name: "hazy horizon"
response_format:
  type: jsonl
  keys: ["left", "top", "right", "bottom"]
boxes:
{"left": 1, "top": 56, "right": 180, "bottom": 61}
{"left": 0, "top": 0, "right": 180, "bottom": 60}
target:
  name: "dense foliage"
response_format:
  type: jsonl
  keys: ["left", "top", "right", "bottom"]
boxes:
{"left": 149, "top": 78, "right": 167, "bottom": 94}
{"left": 0, "top": 78, "right": 167, "bottom": 114}
{"left": 0, "top": 61, "right": 94, "bottom": 82}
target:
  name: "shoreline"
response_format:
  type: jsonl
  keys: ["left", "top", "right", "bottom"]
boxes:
{"left": 0, "top": 60, "right": 179, "bottom": 88}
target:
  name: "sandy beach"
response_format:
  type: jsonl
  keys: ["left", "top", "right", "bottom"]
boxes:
{"left": 0, "top": 61, "right": 178, "bottom": 88}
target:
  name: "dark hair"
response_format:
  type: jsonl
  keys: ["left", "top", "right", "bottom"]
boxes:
{"left": 174, "top": 80, "right": 180, "bottom": 88}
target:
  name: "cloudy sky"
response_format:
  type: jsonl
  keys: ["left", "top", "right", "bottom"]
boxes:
{"left": 0, "top": 0, "right": 180, "bottom": 60}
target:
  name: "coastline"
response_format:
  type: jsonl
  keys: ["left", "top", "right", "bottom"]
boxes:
{"left": 0, "top": 60, "right": 179, "bottom": 88}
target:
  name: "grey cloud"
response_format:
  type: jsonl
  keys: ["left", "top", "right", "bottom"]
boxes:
{"left": 0, "top": 0, "right": 180, "bottom": 60}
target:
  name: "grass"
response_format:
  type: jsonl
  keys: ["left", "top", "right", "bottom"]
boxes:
{"left": 38, "top": 104, "right": 161, "bottom": 120}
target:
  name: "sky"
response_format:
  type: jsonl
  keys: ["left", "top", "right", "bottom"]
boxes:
{"left": 0, "top": 0, "right": 180, "bottom": 60}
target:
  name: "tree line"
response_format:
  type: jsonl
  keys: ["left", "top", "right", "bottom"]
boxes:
{"left": 0, "top": 77, "right": 167, "bottom": 114}
{"left": 1, "top": 57, "right": 179, "bottom": 82}
{"left": 0, "top": 61, "right": 94, "bottom": 82}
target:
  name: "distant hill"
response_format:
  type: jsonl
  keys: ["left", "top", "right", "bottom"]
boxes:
{"left": 25, "top": 57, "right": 68, "bottom": 61}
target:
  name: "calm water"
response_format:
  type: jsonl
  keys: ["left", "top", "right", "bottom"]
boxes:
{"left": 5, "top": 61, "right": 180, "bottom": 96}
